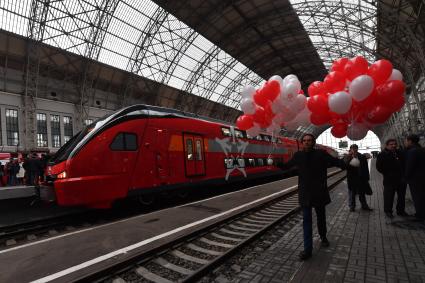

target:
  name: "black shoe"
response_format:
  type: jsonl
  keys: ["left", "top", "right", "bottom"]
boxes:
{"left": 385, "top": 212, "right": 394, "bottom": 218}
{"left": 397, "top": 211, "right": 410, "bottom": 217}
{"left": 349, "top": 207, "right": 355, "bottom": 212}
{"left": 298, "top": 250, "right": 312, "bottom": 261}
{"left": 321, "top": 238, "right": 330, "bottom": 247}
{"left": 362, "top": 206, "right": 373, "bottom": 211}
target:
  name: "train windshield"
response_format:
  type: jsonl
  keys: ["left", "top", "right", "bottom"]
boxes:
{"left": 50, "top": 120, "right": 101, "bottom": 164}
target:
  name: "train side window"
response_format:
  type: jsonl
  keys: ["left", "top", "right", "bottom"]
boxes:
{"left": 125, "top": 134, "right": 138, "bottom": 150}
{"left": 234, "top": 129, "right": 244, "bottom": 139}
{"left": 224, "top": 158, "right": 233, "bottom": 169}
{"left": 255, "top": 135, "right": 263, "bottom": 141}
{"left": 110, "top": 133, "right": 138, "bottom": 151}
{"left": 186, "top": 139, "right": 194, "bottom": 160}
{"left": 195, "top": 140, "right": 202, "bottom": 160}
{"left": 257, "top": 158, "right": 264, "bottom": 166}
{"left": 262, "top": 135, "right": 270, "bottom": 142}
{"left": 221, "top": 127, "right": 231, "bottom": 137}
{"left": 237, "top": 158, "right": 245, "bottom": 167}
{"left": 248, "top": 158, "right": 255, "bottom": 166}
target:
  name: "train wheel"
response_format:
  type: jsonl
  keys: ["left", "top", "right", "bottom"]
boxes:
{"left": 138, "top": 194, "right": 155, "bottom": 206}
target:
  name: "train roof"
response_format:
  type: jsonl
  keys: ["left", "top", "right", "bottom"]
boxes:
{"left": 116, "top": 104, "right": 234, "bottom": 127}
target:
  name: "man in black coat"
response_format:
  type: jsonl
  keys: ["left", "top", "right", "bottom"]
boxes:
{"left": 376, "top": 139, "right": 408, "bottom": 218}
{"left": 404, "top": 134, "right": 425, "bottom": 220}
{"left": 278, "top": 133, "right": 345, "bottom": 261}
{"left": 344, "top": 144, "right": 373, "bottom": 212}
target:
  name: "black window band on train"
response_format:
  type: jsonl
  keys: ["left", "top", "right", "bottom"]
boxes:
{"left": 110, "top": 132, "right": 138, "bottom": 151}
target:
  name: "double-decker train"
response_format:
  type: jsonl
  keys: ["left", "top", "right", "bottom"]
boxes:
{"left": 42, "top": 105, "right": 337, "bottom": 209}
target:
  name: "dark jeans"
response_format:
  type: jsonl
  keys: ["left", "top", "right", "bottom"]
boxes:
{"left": 409, "top": 182, "right": 425, "bottom": 219}
{"left": 8, "top": 175, "right": 16, "bottom": 186}
{"left": 383, "top": 182, "right": 406, "bottom": 214}
{"left": 348, "top": 189, "right": 368, "bottom": 208}
{"left": 303, "top": 206, "right": 327, "bottom": 252}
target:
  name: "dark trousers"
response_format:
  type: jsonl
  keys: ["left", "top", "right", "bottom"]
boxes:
{"left": 383, "top": 182, "right": 406, "bottom": 214}
{"left": 349, "top": 189, "right": 368, "bottom": 208}
{"left": 303, "top": 206, "right": 327, "bottom": 252}
{"left": 409, "top": 182, "right": 425, "bottom": 219}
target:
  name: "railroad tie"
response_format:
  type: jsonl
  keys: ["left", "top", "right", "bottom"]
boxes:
{"left": 136, "top": 267, "right": 174, "bottom": 283}
{"left": 154, "top": 257, "right": 193, "bottom": 275}
{"left": 171, "top": 250, "right": 210, "bottom": 265}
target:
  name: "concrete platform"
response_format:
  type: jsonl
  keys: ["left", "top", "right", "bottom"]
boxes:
{"left": 233, "top": 161, "right": 425, "bottom": 283}
{"left": 0, "top": 185, "right": 35, "bottom": 200}
{"left": 0, "top": 170, "right": 342, "bottom": 283}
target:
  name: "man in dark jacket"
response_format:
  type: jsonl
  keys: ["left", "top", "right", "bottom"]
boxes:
{"left": 278, "top": 133, "right": 345, "bottom": 261}
{"left": 376, "top": 139, "right": 408, "bottom": 218}
{"left": 344, "top": 144, "right": 373, "bottom": 212}
{"left": 404, "top": 134, "right": 425, "bottom": 220}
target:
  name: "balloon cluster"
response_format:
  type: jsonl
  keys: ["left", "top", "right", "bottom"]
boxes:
{"left": 236, "top": 74, "right": 310, "bottom": 137}
{"left": 307, "top": 56, "right": 405, "bottom": 140}
{"left": 236, "top": 56, "right": 405, "bottom": 141}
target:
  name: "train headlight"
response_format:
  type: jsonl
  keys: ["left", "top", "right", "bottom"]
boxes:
{"left": 57, "top": 171, "right": 67, "bottom": 179}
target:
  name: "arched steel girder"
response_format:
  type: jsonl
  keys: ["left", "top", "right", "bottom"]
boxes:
{"left": 292, "top": 0, "right": 377, "bottom": 67}
{"left": 217, "top": 67, "right": 262, "bottom": 107}
{"left": 76, "top": 0, "right": 120, "bottom": 128}
{"left": 126, "top": 7, "right": 199, "bottom": 85}
{"left": 181, "top": 45, "right": 221, "bottom": 94}
{"left": 22, "top": 0, "right": 51, "bottom": 150}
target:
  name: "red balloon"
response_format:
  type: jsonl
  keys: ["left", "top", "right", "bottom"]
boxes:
{"left": 331, "top": 57, "right": 349, "bottom": 73}
{"left": 367, "top": 59, "right": 393, "bottom": 85}
{"left": 343, "top": 57, "right": 368, "bottom": 81}
{"left": 366, "top": 105, "right": 392, "bottom": 124}
{"left": 263, "top": 80, "right": 280, "bottom": 101}
{"left": 324, "top": 71, "right": 346, "bottom": 93}
{"left": 331, "top": 123, "right": 347, "bottom": 138}
{"left": 308, "top": 81, "right": 326, "bottom": 97}
{"left": 253, "top": 90, "right": 270, "bottom": 108}
{"left": 236, "top": 115, "right": 254, "bottom": 130}
{"left": 376, "top": 80, "right": 405, "bottom": 110}
{"left": 253, "top": 106, "right": 267, "bottom": 125}
{"left": 310, "top": 112, "right": 331, "bottom": 126}
{"left": 307, "top": 95, "right": 329, "bottom": 116}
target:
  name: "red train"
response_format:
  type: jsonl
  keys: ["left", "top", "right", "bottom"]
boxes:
{"left": 42, "top": 105, "right": 337, "bottom": 208}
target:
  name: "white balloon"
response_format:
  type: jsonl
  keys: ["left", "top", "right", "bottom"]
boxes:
{"left": 271, "top": 98, "right": 284, "bottom": 114}
{"left": 272, "top": 113, "right": 284, "bottom": 125}
{"left": 281, "top": 106, "right": 297, "bottom": 122}
{"left": 283, "top": 74, "right": 298, "bottom": 84}
{"left": 268, "top": 75, "right": 283, "bottom": 87}
{"left": 241, "top": 85, "right": 256, "bottom": 99}
{"left": 246, "top": 123, "right": 261, "bottom": 137}
{"left": 266, "top": 122, "right": 281, "bottom": 135}
{"left": 284, "top": 119, "right": 299, "bottom": 131}
{"left": 240, "top": 98, "right": 255, "bottom": 114}
{"left": 291, "top": 94, "right": 306, "bottom": 112}
{"left": 296, "top": 107, "right": 311, "bottom": 127}
{"left": 349, "top": 75, "right": 374, "bottom": 102}
{"left": 284, "top": 82, "right": 299, "bottom": 97}
{"left": 328, "top": 91, "right": 352, "bottom": 114}
{"left": 347, "top": 123, "right": 368, "bottom": 141}
{"left": 389, "top": 69, "right": 403, "bottom": 81}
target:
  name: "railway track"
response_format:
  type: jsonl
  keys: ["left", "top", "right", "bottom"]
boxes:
{"left": 76, "top": 170, "right": 346, "bottom": 283}
{"left": 0, "top": 173, "right": 293, "bottom": 250}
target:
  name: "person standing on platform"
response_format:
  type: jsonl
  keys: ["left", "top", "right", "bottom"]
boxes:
{"left": 277, "top": 133, "right": 345, "bottom": 261}
{"left": 376, "top": 139, "right": 408, "bottom": 218}
{"left": 344, "top": 144, "right": 373, "bottom": 212}
{"left": 404, "top": 134, "right": 425, "bottom": 220}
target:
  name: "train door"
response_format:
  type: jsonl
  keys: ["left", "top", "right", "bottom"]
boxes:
{"left": 193, "top": 136, "right": 205, "bottom": 175}
{"left": 155, "top": 129, "right": 169, "bottom": 180}
{"left": 183, "top": 134, "right": 205, "bottom": 177}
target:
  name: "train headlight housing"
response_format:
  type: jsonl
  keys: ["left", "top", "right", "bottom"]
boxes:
{"left": 57, "top": 171, "right": 67, "bottom": 179}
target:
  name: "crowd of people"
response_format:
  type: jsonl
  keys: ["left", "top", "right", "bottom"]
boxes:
{"left": 0, "top": 153, "right": 49, "bottom": 187}
{"left": 278, "top": 133, "right": 425, "bottom": 261}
